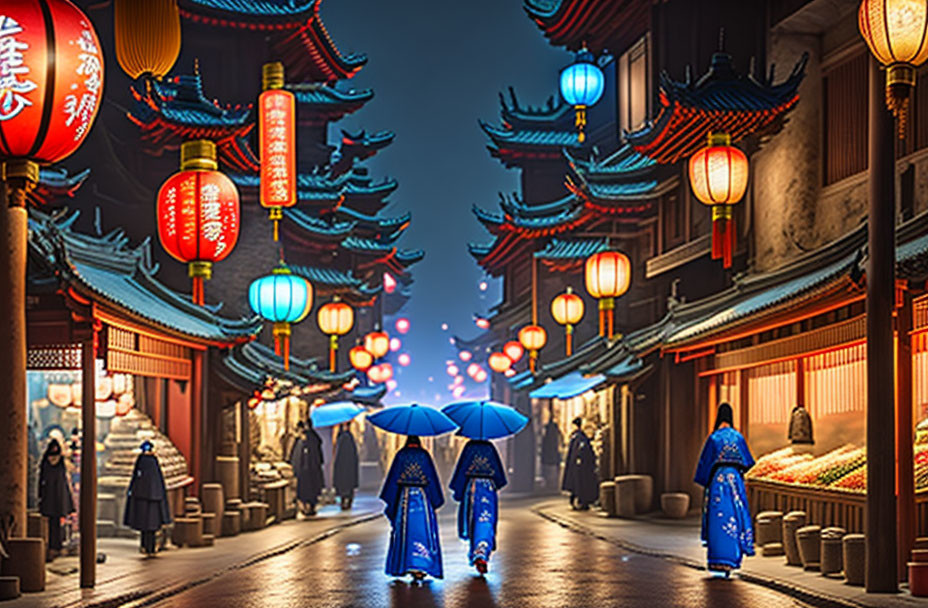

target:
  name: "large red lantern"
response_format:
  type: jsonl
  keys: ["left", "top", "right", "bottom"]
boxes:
{"left": 688, "top": 132, "right": 748, "bottom": 269}
{"left": 0, "top": 0, "right": 104, "bottom": 194}
{"left": 489, "top": 352, "right": 512, "bottom": 374}
{"left": 551, "top": 287, "right": 585, "bottom": 356}
{"left": 364, "top": 330, "right": 390, "bottom": 360}
{"left": 349, "top": 344, "right": 373, "bottom": 372}
{"left": 584, "top": 251, "right": 631, "bottom": 338}
{"left": 259, "top": 62, "right": 296, "bottom": 241}
{"left": 157, "top": 140, "right": 240, "bottom": 305}
{"left": 503, "top": 341, "right": 524, "bottom": 363}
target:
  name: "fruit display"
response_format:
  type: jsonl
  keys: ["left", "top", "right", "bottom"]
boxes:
{"left": 745, "top": 447, "right": 811, "bottom": 480}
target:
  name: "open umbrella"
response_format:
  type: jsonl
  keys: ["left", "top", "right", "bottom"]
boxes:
{"left": 310, "top": 401, "right": 365, "bottom": 428}
{"left": 442, "top": 400, "right": 529, "bottom": 440}
{"left": 367, "top": 403, "right": 457, "bottom": 437}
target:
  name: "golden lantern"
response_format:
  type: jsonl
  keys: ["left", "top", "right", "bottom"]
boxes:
{"left": 584, "top": 251, "right": 631, "bottom": 339}
{"left": 364, "top": 330, "right": 390, "bottom": 360}
{"left": 859, "top": 0, "right": 928, "bottom": 135}
{"left": 349, "top": 344, "right": 374, "bottom": 372}
{"left": 114, "top": 0, "right": 181, "bottom": 80}
{"left": 317, "top": 297, "right": 354, "bottom": 372}
{"left": 488, "top": 352, "right": 513, "bottom": 374}
{"left": 688, "top": 132, "right": 748, "bottom": 269}
{"left": 518, "top": 324, "right": 547, "bottom": 373}
{"left": 503, "top": 340, "right": 524, "bottom": 363}
{"left": 551, "top": 287, "right": 585, "bottom": 357}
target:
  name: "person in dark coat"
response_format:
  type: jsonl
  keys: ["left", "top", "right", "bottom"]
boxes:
{"left": 290, "top": 419, "right": 324, "bottom": 516}
{"left": 124, "top": 441, "right": 172, "bottom": 555}
{"left": 333, "top": 423, "right": 359, "bottom": 510}
{"left": 39, "top": 439, "right": 75, "bottom": 560}
{"left": 562, "top": 418, "right": 598, "bottom": 510}
{"left": 540, "top": 406, "right": 562, "bottom": 493}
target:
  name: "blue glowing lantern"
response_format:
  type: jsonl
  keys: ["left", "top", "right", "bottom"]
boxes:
{"left": 560, "top": 48, "right": 605, "bottom": 143}
{"left": 248, "top": 263, "right": 313, "bottom": 369}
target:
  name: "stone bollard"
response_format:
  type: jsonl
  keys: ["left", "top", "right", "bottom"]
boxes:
{"left": 820, "top": 527, "right": 845, "bottom": 577}
{"left": 613, "top": 477, "right": 636, "bottom": 518}
{"left": 599, "top": 482, "right": 616, "bottom": 517}
{"left": 626, "top": 475, "right": 653, "bottom": 514}
{"left": 216, "top": 456, "right": 240, "bottom": 500}
{"left": 754, "top": 511, "right": 783, "bottom": 547}
{"left": 201, "top": 483, "right": 225, "bottom": 527}
{"left": 1, "top": 538, "right": 45, "bottom": 592}
{"left": 782, "top": 511, "right": 806, "bottom": 567}
{"left": 842, "top": 534, "right": 866, "bottom": 586}
{"left": 660, "top": 493, "right": 690, "bottom": 519}
{"left": 0, "top": 576, "right": 19, "bottom": 600}
{"left": 221, "top": 511, "right": 241, "bottom": 537}
{"left": 796, "top": 524, "right": 821, "bottom": 570}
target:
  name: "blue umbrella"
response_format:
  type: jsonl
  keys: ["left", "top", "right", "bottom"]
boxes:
{"left": 366, "top": 403, "right": 457, "bottom": 437}
{"left": 442, "top": 400, "right": 529, "bottom": 440}
{"left": 311, "top": 401, "right": 365, "bottom": 428}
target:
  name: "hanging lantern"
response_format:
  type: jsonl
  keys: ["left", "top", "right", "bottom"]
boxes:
{"left": 0, "top": 0, "right": 105, "bottom": 201}
{"left": 518, "top": 324, "right": 547, "bottom": 373}
{"left": 368, "top": 363, "right": 393, "bottom": 384}
{"left": 248, "top": 263, "right": 312, "bottom": 370}
{"left": 459, "top": 350, "right": 473, "bottom": 362}
{"left": 551, "top": 287, "right": 585, "bottom": 357}
{"left": 364, "top": 330, "right": 390, "bottom": 360}
{"left": 859, "top": 0, "right": 928, "bottom": 136}
{"left": 114, "top": 0, "right": 181, "bottom": 80}
{"left": 584, "top": 251, "right": 631, "bottom": 339}
{"left": 466, "top": 363, "right": 481, "bottom": 379}
{"left": 349, "top": 344, "right": 373, "bottom": 372}
{"left": 447, "top": 364, "right": 459, "bottom": 377}
{"left": 259, "top": 62, "right": 297, "bottom": 241}
{"left": 559, "top": 46, "right": 605, "bottom": 143}
{"left": 503, "top": 341, "right": 524, "bottom": 364}
{"left": 688, "top": 133, "right": 748, "bottom": 269}
{"left": 398, "top": 353, "right": 411, "bottom": 367}
{"left": 489, "top": 352, "right": 512, "bottom": 374}
{"left": 157, "top": 140, "right": 241, "bottom": 305}
{"left": 317, "top": 297, "right": 354, "bottom": 373}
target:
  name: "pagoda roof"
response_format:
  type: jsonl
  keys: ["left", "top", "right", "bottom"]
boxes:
{"left": 282, "top": 207, "right": 356, "bottom": 238}
{"left": 179, "top": 0, "right": 367, "bottom": 82}
{"left": 523, "top": 0, "right": 651, "bottom": 54}
{"left": 230, "top": 171, "right": 347, "bottom": 204}
{"left": 498, "top": 87, "right": 573, "bottom": 129}
{"left": 330, "top": 206, "right": 411, "bottom": 240}
{"left": 535, "top": 237, "right": 609, "bottom": 272}
{"left": 628, "top": 51, "right": 808, "bottom": 164}
{"left": 28, "top": 210, "right": 261, "bottom": 346}
{"left": 289, "top": 264, "right": 380, "bottom": 305}
{"left": 31, "top": 167, "right": 91, "bottom": 207}
{"left": 481, "top": 121, "right": 581, "bottom": 167}
{"left": 287, "top": 83, "right": 373, "bottom": 124}
{"left": 332, "top": 130, "right": 395, "bottom": 175}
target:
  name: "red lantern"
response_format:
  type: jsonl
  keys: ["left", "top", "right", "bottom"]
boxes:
{"left": 317, "top": 297, "right": 354, "bottom": 372}
{"left": 503, "top": 341, "right": 524, "bottom": 364}
{"left": 551, "top": 287, "right": 585, "bottom": 356}
{"left": 518, "top": 324, "right": 547, "bottom": 373}
{"left": 364, "top": 331, "right": 390, "bottom": 359}
{"left": 157, "top": 140, "right": 240, "bottom": 305}
{"left": 585, "top": 251, "right": 631, "bottom": 338}
{"left": 489, "top": 352, "right": 512, "bottom": 373}
{"left": 349, "top": 345, "right": 373, "bottom": 372}
{"left": 259, "top": 62, "right": 296, "bottom": 241}
{"left": 688, "top": 133, "right": 748, "bottom": 269}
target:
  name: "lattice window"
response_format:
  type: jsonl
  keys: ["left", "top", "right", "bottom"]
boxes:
{"left": 27, "top": 345, "right": 82, "bottom": 370}
{"left": 803, "top": 343, "right": 866, "bottom": 419}
{"left": 747, "top": 361, "right": 797, "bottom": 425}
{"left": 107, "top": 326, "right": 191, "bottom": 380}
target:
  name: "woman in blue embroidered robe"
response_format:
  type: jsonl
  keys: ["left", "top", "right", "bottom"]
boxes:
{"left": 449, "top": 439, "right": 507, "bottom": 574}
{"left": 694, "top": 403, "right": 756, "bottom": 575}
{"left": 380, "top": 435, "right": 444, "bottom": 581}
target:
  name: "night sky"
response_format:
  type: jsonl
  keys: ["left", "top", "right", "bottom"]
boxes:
{"left": 322, "top": 0, "right": 567, "bottom": 404}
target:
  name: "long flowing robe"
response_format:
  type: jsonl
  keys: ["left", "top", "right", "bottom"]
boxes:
{"left": 290, "top": 428, "right": 324, "bottom": 506}
{"left": 380, "top": 445, "right": 444, "bottom": 579}
{"left": 38, "top": 455, "right": 74, "bottom": 519}
{"left": 124, "top": 453, "right": 172, "bottom": 532}
{"left": 694, "top": 426, "right": 756, "bottom": 571}
{"left": 333, "top": 429, "right": 359, "bottom": 498}
{"left": 449, "top": 440, "right": 507, "bottom": 565}
{"left": 562, "top": 429, "right": 598, "bottom": 506}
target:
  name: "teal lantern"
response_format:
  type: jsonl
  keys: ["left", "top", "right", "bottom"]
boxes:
{"left": 560, "top": 47, "right": 605, "bottom": 143}
{"left": 249, "top": 263, "right": 313, "bottom": 369}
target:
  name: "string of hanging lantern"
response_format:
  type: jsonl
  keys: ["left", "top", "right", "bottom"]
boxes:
{"left": 258, "top": 62, "right": 297, "bottom": 240}
{"left": 248, "top": 263, "right": 312, "bottom": 370}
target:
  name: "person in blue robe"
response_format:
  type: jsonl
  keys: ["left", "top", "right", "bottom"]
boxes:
{"left": 694, "top": 403, "right": 755, "bottom": 576}
{"left": 449, "top": 439, "right": 507, "bottom": 574}
{"left": 380, "top": 435, "right": 444, "bottom": 582}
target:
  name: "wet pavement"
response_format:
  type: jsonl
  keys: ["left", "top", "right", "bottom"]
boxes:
{"left": 133, "top": 499, "right": 812, "bottom": 608}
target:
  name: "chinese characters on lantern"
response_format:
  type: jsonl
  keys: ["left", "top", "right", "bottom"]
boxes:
{"left": 63, "top": 28, "right": 102, "bottom": 141}
{"left": 158, "top": 172, "right": 239, "bottom": 264}
{"left": 0, "top": 16, "right": 36, "bottom": 121}
{"left": 259, "top": 89, "right": 296, "bottom": 208}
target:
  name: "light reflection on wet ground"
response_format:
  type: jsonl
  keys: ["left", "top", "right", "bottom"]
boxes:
{"left": 149, "top": 500, "right": 809, "bottom": 608}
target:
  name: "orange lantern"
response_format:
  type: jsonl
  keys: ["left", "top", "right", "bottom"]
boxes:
{"left": 584, "top": 251, "right": 631, "bottom": 338}
{"left": 259, "top": 62, "right": 296, "bottom": 241}
{"left": 489, "top": 352, "right": 512, "bottom": 373}
{"left": 503, "top": 340, "right": 524, "bottom": 363}
{"left": 157, "top": 140, "right": 240, "bottom": 305}
{"left": 364, "top": 330, "right": 390, "bottom": 360}
{"left": 688, "top": 132, "right": 748, "bottom": 269}
{"left": 349, "top": 344, "right": 373, "bottom": 372}
{"left": 551, "top": 287, "right": 585, "bottom": 356}
{"left": 114, "top": 0, "right": 181, "bottom": 79}
{"left": 317, "top": 297, "right": 354, "bottom": 372}
{"left": 518, "top": 324, "right": 547, "bottom": 373}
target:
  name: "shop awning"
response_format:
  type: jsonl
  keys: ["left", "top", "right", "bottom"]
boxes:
{"left": 530, "top": 371, "right": 606, "bottom": 400}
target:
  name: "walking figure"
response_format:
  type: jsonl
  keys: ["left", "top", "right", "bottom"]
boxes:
{"left": 290, "top": 420, "right": 324, "bottom": 516}
{"left": 39, "top": 439, "right": 74, "bottom": 561}
{"left": 449, "top": 439, "right": 507, "bottom": 574}
{"left": 562, "top": 418, "right": 598, "bottom": 510}
{"left": 124, "top": 440, "right": 172, "bottom": 555}
{"left": 333, "top": 423, "right": 359, "bottom": 510}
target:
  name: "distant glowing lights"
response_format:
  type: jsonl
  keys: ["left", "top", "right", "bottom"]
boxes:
{"left": 459, "top": 350, "right": 472, "bottom": 362}
{"left": 479, "top": 281, "right": 488, "bottom": 291}
{"left": 475, "top": 317, "right": 490, "bottom": 330}
{"left": 395, "top": 318, "right": 410, "bottom": 334}
{"left": 397, "top": 353, "right": 411, "bottom": 367}
{"left": 389, "top": 337, "right": 401, "bottom": 352}
{"left": 441, "top": 323, "right": 448, "bottom": 331}
{"left": 383, "top": 273, "right": 397, "bottom": 294}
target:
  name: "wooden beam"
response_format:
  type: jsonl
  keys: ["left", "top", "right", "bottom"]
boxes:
{"left": 80, "top": 338, "right": 96, "bottom": 588}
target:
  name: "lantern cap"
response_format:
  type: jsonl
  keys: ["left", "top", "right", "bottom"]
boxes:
{"left": 180, "top": 140, "right": 217, "bottom": 171}
{"left": 707, "top": 132, "right": 731, "bottom": 147}
{"left": 272, "top": 262, "right": 292, "bottom": 276}
{"left": 263, "top": 62, "right": 285, "bottom": 91}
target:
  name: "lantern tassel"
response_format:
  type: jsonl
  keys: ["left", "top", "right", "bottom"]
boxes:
{"left": 575, "top": 105, "right": 587, "bottom": 143}
{"left": 329, "top": 334, "right": 338, "bottom": 373}
{"left": 886, "top": 65, "right": 915, "bottom": 140}
{"left": 723, "top": 216, "right": 735, "bottom": 269}
{"left": 274, "top": 334, "right": 281, "bottom": 356}
{"left": 711, "top": 218, "right": 723, "bottom": 260}
{"left": 282, "top": 336, "right": 290, "bottom": 370}
{"left": 273, "top": 218, "right": 279, "bottom": 242}
{"left": 598, "top": 308, "right": 605, "bottom": 337}
{"left": 607, "top": 308, "right": 614, "bottom": 340}
{"left": 566, "top": 325, "right": 573, "bottom": 357}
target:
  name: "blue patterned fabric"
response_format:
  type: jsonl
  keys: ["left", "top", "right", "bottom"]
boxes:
{"left": 449, "top": 441, "right": 507, "bottom": 565}
{"left": 694, "top": 427, "right": 756, "bottom": 571}
{"left": 380, "top": 446, "right": 444, "bottom": 578}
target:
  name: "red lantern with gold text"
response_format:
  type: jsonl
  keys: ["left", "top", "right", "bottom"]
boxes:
{"left": 0, "top": 0, "right": 104, "bottom": 201}
{"left": 518, "top": 324, "right": 547, "bottom": 373}
{"left": 688, "top": 133, "right": 748, "bottom": 269}
{"left": 317, "top": 297, "right": 354, "bottom": 372}
{"left": 349, "top": 344, "right": 373, "bottom": 372}
{"left": 551, "top": 287, "right": 585, "bottom": 357}
{"left": 489, "top": 352, "right": 512, "bottom": 374}
{"left": 364, "top": 330, "right": 390, "bottom": 360}
{"left": 259, "top": 62, "right": 296, "bottom": 241}
{"left": 584, "top": 251, "right": 630, "bottom": 338}
{"left": 157, "top": 140, "right": 240, "bottom": 305}
{"left": 503, "top": 340, "right": 524, "bottom": 364}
